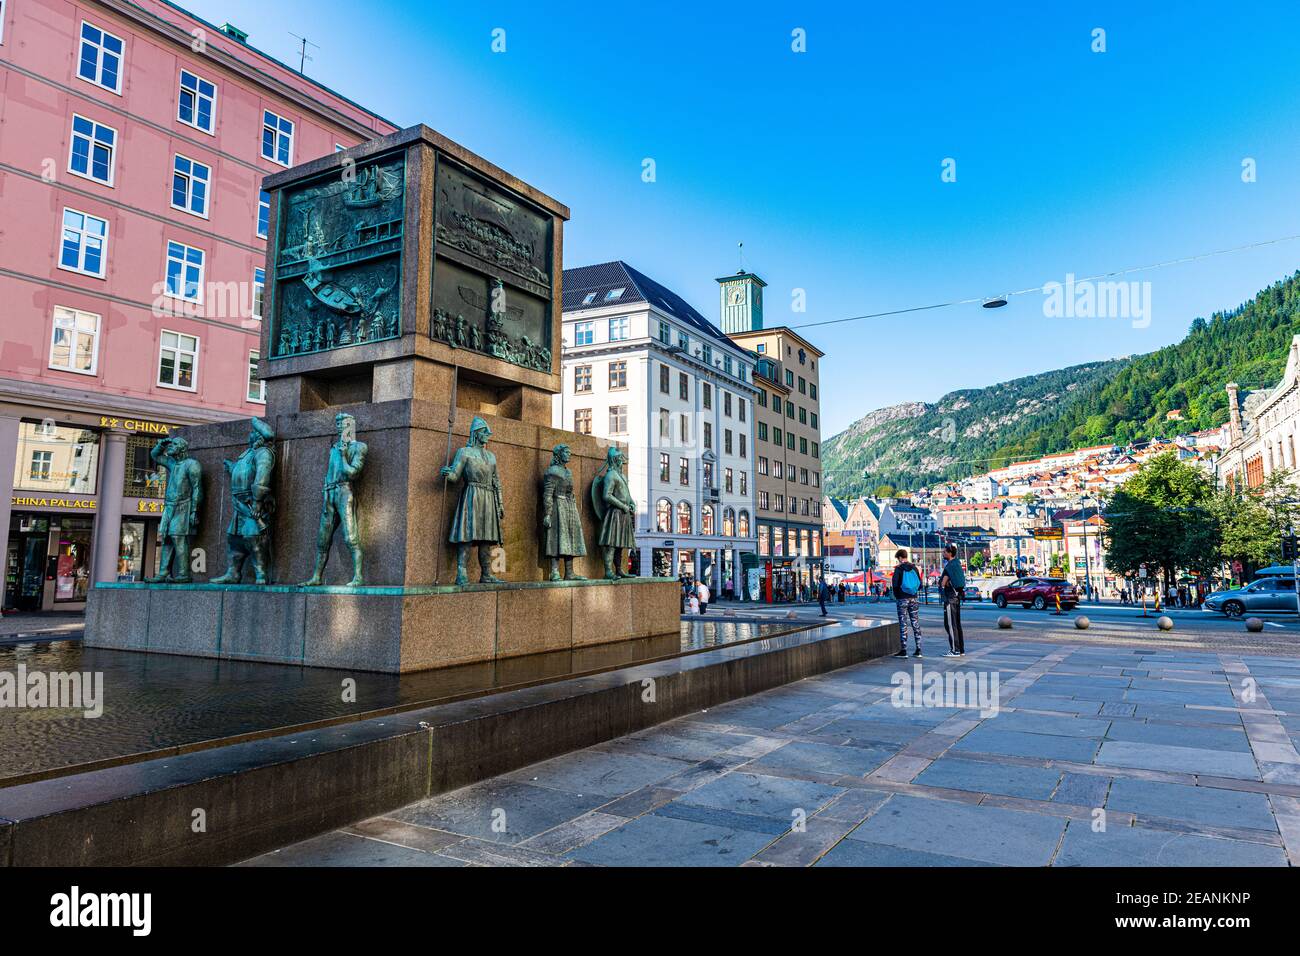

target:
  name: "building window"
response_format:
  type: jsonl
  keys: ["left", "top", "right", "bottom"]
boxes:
{"left": 723, "top": 508, "right": 735, "bottom": 537}
{"left": 14, "top": 421, "right": 101, "bottom": 495}
{"left": 812, "top": 441, "right": 819, "bottom": 459}
{"left": 724, "top": 429, "right": 733, "bottom": 455}
{"left": 608, "top": 358, "right": 629, "bottom": 390}
{"left": 262, "top": 110, "right": 294, "bottom": 166}
{"left": 659, "top": 363, "right": 669, "bottom": 392}
{"left": 702, "top": 505, "right": 715, "bottom": 535}
{"left": 253, "top": 268, "right": 265, "bottom": 319}
{"left": 49, "top": 307, "right": 100, "bottom": 375}
{"left": 758, "top": 422, "right": 768, "bottom": 442}
{"left": 704, "top": 461, "right": 714, "bottom": 488}
{"left": 810, "top": 383, "right": 818, "bottom": 400}
{"left": 58, "top": 209, "right": 108, "bottom": 278}
{"left": 758, "top": 390, "right": 767, "bottom": 408}
{"left": 785, "top": 369, "right": 794, "bottom": 386}
{"left": 786, "top": 402, "right": 795, "bottom": 419}
{"left": 574, "top": 321, "right": 594, "bottom": 346}
{"left": 679, "top": 457, "right": 689, "bottom": 486}
{"left": 738, "top": 510, "right": 750, "bottom": 537}
{"left": 738, "top": 398, "right": 746, "bottom": 422}
{"left": 701, "top": 345, "right": 712, "bottom": 366}
{"left": 679, "top": 372, "right": 688, "bottom": 400}
{"left": 178, "top": 70, "right": 216, "bottom": 133}
{"left": 759, "top": 491, "right": 769, "bottom": 510}
{"left": 171, "top": 156, "right": 211, "bottom": 216}
{"left": 164, "top": 240, "right": 205, "bottom": 302}
{"left": 678, "top": 331, "right": 689, "bottom": 351}
{"left": 724, "top": 467, "right": 733, "bottom": 494}
{"left": 659, "top": 453, "right": 670, "bottom": 482}
{"left": 703, "top": 422, "right": 712, "bottom": 450}
{"left": 758, "top": 524, "right": 769, "bottom": 555}
{"left": 774, "top": 460, "right": 783, "bottom": 479}
{"left": 69, "top": 115, "right": 116, "bottom": 185}
{"left": 758, "top": 456, "right": 768, "bottom": 476}
{"left": 789, "top": 496, "right": 798, "bottom": 515}
{"left": 574, "top": 364, "right": 592, "bottom": 392}
{"left": 659, "top": 408, "right": 670, "bottom": 440}
{"left": 787, "top": 433, "right": 795, "bottom": 450}
{"left": 609, "top": 405, "right": 628, "bottom": 434}
{"left": 811, "top": 412, "right": 819, "bottom": 430}
{"left": 772, "top": 396, "right": 781, "bottom": 414}
{"left": 680, "top": 414, "right": 689, "bottom": 444}
{"left": 799, "top": 376, "right": 806, "bottom": 394}
{"left": 739, "top": 434, "right": 747, "bottom": 458}
{"left": 574, "top": 408, "right": 592, "bottom": 434}
{"left": 740, "top": 471, "right": 747, "bottom": 495}
{"left": 158, "top": 330, "right": 198, "bottom": 390}
{"left": 724, "top": 392, "right": 733, "bottom": 417}
{"left": 800, "top": 437, "right": 808, "bottom": 454}
{"left": 257, "top": 190, "right": 271, "bottom": 239}
{"left": 658, "top": 320, "right": 672, "bottom": 344}
{"left": 677, "top": 501, "right": 692, "bottom": 535}
{"left": 773, "top": 427, "right": 783, "bottom": 446}
{"left": 608, "top": 315, "right": 628, "bottom": 341}
{"left": 801, "top": 467, "right": 809, "bottom": 485}
{"left": 656, "top": 499, "right": 672, "bottom": 533}
{"left": 702, "top": 382, "right": 712, "bottom": 409}
{"left": 799, "top": 407, "right": 807, "bottom": 425}
{"left": 247, "top": 350, "right": 265, "bottom": 403}
{"left": 774, "top": 494, "right": 784, "bottom": 513}
{"left": 78, "top": 22, "right": 124, "bottom": 93}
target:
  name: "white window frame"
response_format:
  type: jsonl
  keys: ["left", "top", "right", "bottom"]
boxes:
{"left": 261, "top": 109, "right": 294, "bottom": 166}
{"left": 574, "top": 321, "right": 594, "bottom": 346}
{"left": 257, "top": 190, "right": 271, "bottom": 240}
{"left": 30, "top": 451, "right": 53, "bottom": 481}
{"left": 67, "top": 114, "right": 117, "bottom": 187}
{"left": 177, "top": 69, "right": 217, "bottom": 134}
{"left": 77, "top": 20, "right": 124, "bottom": 95}
{"left": 608, "top": 315, "right": 628, "bottom": 341}
{"left": 164, "top": 240, "right": 205, "bottom": 304}
{"left": 252, "top": 268, "right": 265, "bottom": 319}
{"left": 48, "top": 306, "right": 101, "bottom": 376}
{"left": 157, "top": 329, "right": 199, "bottom": 391}
{"left": 57, "top": 208, "right": 108, "bottom": 279}
{"left": 247, "top": 350, "right": 266, "bottom": 404}
{"left": 170, "top": 153, "right": 211, "bottom": 218}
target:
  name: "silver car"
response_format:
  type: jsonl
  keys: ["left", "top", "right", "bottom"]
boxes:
{"left": 1204, "top": 577, "right": 1298, "bottom": 617}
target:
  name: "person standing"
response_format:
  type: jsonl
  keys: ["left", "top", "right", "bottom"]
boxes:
{"left": 818, "top": 575, "right": 829, "bottom": 616}
{"left": 940, "top": 545, "right": 966, "bottom": 657}
{"left": 891, "top": 549, "right": 923, "bottom": 658}
{"left": 696, "top": 578, "right": 711, "bottom": 615}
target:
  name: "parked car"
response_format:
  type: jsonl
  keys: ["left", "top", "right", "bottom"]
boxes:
{"left": 991, "top": 577, "right": 1078, "bottom": 610}
{"left": 1203, "top": 577, "right": 1298, "bottom": 617}
{"left": 962, "top": 586, "right": 983, "bottom": 602}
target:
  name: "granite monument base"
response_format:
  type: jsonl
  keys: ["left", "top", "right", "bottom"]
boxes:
{"left": 85, "top": 577, "right": 680, "bottom": 673}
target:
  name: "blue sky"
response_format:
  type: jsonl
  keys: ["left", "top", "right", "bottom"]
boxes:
{"left": 187, "top": 0, "right": 1300, "bottom": 434}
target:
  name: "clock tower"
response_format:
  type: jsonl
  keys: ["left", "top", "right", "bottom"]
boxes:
{"left": 716, "top": 271, "right": 766, "bottom": 334}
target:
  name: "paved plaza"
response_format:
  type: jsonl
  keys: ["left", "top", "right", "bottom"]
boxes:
{"left": 244, "top": 637, "right": 1300, "bottom": 867}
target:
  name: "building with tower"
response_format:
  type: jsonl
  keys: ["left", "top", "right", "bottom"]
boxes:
{"left": 718, "top": 271, "right": 826, "bottom": 598}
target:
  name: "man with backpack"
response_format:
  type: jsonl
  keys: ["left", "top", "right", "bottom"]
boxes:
{"left": 940, "top": 544, "right": 966, "bottom": 657}
{"left": 891, "top": 549, "right": 923, "bottom": 658}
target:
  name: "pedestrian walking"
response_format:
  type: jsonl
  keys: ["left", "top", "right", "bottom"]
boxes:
{"left": 891, "top": 549, "right": 923, "bottom": 658}
{"left": 940, "top": 544, "right": 966, "bottom": 657}
{"left": 696, "top": 579, "right": 711, "bottom": 615}
{"left": 818, "top": 576, "right": 830, "bottom": 616}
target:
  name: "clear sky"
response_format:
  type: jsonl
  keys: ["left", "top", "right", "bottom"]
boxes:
{"left": 185, "top": 0, "right": 1300, "bottom": 435}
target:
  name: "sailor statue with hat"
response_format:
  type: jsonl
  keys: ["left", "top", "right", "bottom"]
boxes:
{"left": 440, "top": 416, "right": 506, "bottom": 586}
{"left": 211, "top": 417, "right": 277, "bottom": 585}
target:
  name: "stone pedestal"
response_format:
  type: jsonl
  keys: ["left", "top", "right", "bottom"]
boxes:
{"left": 87, "top": 577, "right": 679, "bottom": 673}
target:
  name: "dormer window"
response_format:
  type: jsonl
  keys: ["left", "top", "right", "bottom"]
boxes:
{"left": 582, "top": 292, "right": 597, "bottom": 306}
{"left": 605, "top": 287, "right": 625, "bottom": 301}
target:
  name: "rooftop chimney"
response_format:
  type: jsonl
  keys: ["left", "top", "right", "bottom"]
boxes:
{"left": 1225, "top": 382, "right": 1242, "bottom": 444}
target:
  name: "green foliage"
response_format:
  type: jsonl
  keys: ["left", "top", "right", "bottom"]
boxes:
{"left": 1102, "top": 452, "right": 1219, "bottom": 582}
{"left": 873, "top": 483, "right": 897, "bottom": 498}
{"left": 824, "top": 271, "right": 1300, "bottom": 495}
{"left": 1212, "top": 470, "right": 1300, "bottom": 575}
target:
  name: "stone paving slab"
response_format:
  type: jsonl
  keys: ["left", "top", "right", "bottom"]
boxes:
{"left": 242, "top": 638, "right": 1300, "bottom": 867}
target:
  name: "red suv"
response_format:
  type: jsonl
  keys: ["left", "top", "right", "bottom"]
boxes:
{"left": 992, "top": 577, "right": 1079, "bottom": 611}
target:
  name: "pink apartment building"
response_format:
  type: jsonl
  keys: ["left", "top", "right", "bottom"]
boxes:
{"left": 0, "top": 0, "right": 397, "bottom": 612}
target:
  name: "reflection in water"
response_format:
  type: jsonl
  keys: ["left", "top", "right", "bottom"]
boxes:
{"left": 0, "top": 620, "right": 798, "bottom": 784}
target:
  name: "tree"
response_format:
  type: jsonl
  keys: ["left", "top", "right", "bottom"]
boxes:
{"left": 969, "top": 551, "right": 986, "bottom": 570}
{"left": 1213, "top": 470, "right": 1300, "bottom": 577}
{"left": 1103, "top": 451, "right": 1219, "bottom": 589}
{"left": 874, "top": 484, "right": 897, "bottom": 499}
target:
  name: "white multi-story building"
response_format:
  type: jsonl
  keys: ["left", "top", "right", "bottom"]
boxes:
{"left": 1216, "top": 335, "right": 1300, "bottom": 490}
{"left": 554, "top": 261, "right": 758, "bottom": 594}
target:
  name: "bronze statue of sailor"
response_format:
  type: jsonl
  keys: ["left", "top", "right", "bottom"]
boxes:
{"left": 592, "top": 446, "right": 636, "bottom": 580}
{"left": 302, "top": 412, "right": 368, "bottom": 587}
{"left": 440, "top": 416, "right": 505, "bottom": 586}
{"left": 541, "top": 443, "right": 586, "bottom": 581}
{"left": 146, "top": 435, "right": 203, "bottom": 583}
{"left": 211, "top": 418, "right": 276, "bottom": 584}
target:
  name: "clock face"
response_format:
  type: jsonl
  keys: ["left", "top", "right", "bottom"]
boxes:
{"left": 727, "top": 285, "right": 745, "bottom": 305}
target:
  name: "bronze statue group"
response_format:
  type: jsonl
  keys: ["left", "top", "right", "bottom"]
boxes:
{"left": 146, "top": 413, "right": 636, "bottom": 589}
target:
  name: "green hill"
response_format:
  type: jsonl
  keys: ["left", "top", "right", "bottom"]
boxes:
{"left": 823, "top": 271, "right": 1300, "bottom": 497}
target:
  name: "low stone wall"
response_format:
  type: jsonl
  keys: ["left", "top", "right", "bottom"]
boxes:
{"left": 86, "top": 576, "right": 680, "bottom": 672}
{"left": 0, "top": 619, "right": 898, "bottom": 865}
